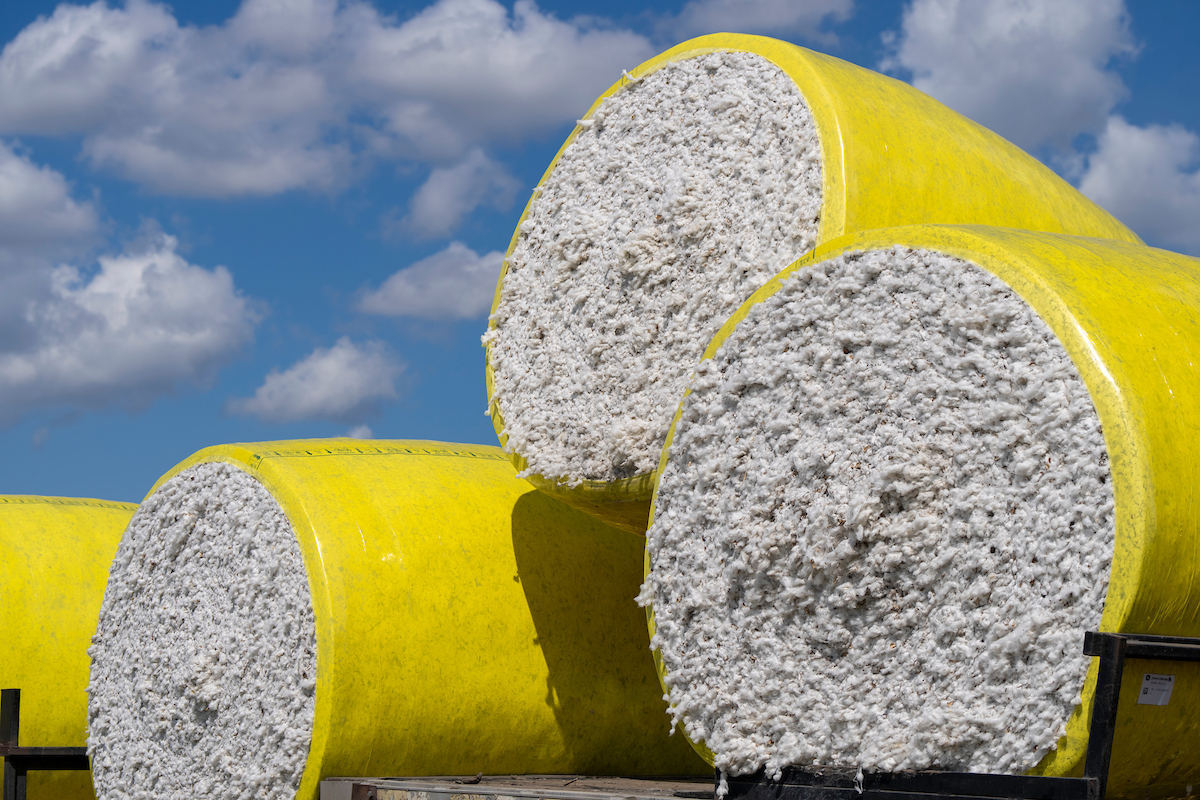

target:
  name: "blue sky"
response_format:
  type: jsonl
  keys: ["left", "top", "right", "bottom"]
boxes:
{"left": 0, "top": 0, "right": 1197, "bottom": 503}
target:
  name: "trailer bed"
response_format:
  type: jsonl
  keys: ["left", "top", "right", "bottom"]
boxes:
{"left": 320, "top": 775, "right": 714, "bottom": 800}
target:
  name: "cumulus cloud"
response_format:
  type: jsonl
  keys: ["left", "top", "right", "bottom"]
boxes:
{"left": 226, "top": 337, "right": 404, "bottom": 424}
{"left": 0, "top": 141, "right": 97, "bottom": 261}
{"left": 0, "top": 144, "right": 257, "bottom": 426}
{"left": 881, "top": 0, "right": 1137, "bottom": 151}
{"left": 358, "top": 241, "right": 502, "bottom": 319}
{"left": 0, "top": 0, "right": 349, "bottom": 195}
{"left": 663, "top": 0, "right": 853, "bottom": 41}
{"left": 344, "top": 0, "right": 651, "bottom": 159}
{"left": 0, "top": 233, "right": 259, "bottom": 425}
{"left": 1078, "top": 116, "right": 1200, "bottom": 255}
{"left": 345, "top": 424, "right": 374, "bottom": 438}
{"left": 396, "top": 149, "right": 519, "bottom": 239}
{"left": 0, "top": 0, "right": 652, "bottom": 196}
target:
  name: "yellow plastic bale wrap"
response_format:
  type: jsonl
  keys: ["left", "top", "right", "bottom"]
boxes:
{"left": 484, "top": 33, "right": 1141, "bottom": 535}
{"left": 645, "top": 226, "right": 1200, "bottom": 798}
{"left": 0, "top": 495, "right": 136, "bottom": 800}
{"left": 88, "top": 440, "right": 706, "bottom": 800}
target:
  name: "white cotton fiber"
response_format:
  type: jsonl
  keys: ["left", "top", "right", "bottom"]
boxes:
{"left": 87, "top": 463, "right": 316, "bottom": 800}
{"left": 640, "top": 247, "right": 1114, "bottom": 778}
{"left": 486, "top": 51, "right": 822, "bottom": 485}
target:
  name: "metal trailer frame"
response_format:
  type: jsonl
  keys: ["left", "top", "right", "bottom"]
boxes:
{"left": 5, "top": 631, "right": 1200, "bottom": 800}
{"left": 0, "top": 689, "right": 89, "bottom": 800}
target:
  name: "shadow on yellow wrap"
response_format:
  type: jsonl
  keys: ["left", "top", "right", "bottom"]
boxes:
{"left": 646, "top": 225, "right": 1200, "bottom": 799}
{"left": 145, "top": 440, "right": 707, "bottom": 800}
{"left": 484, "top": 33, "right": 1142, "bottom": 535}
{"left": 0, "top": 495, "right": 136, "bottom": 800}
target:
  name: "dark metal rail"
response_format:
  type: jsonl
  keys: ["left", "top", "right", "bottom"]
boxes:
{"left": 4, "top": 631, "right": 1198, "bottom": 800}
{"left": 720, "top": 631, "right": 1200, "bottom": 800}
{"left": 0, "top": 689, "right": 89, "bottom": 800}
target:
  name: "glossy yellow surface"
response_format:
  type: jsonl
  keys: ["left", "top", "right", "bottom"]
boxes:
{"left": 0, "top": 495, "right": 136, "bottom": 800}
{"left": 484, "top": 34, "right": 1141, "bottom": 533}
{"left": 647, "top": 225, "right": 1200, "bottom": 798}
{"left": 147, "top": 439, "right": 707, "bottom": 800}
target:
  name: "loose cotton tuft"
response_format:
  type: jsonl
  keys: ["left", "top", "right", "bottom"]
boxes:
{"left": 486, "top": 51, "right": 822, "bottom": 485}
{"left": 640, "top": 248, "right": 1115, "bottom": 778}
{"left": 88, "top": 463, "right": 316, "bottom": 800}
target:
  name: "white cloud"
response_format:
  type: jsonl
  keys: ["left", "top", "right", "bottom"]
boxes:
{"left": 881, "top": 0, "right": 1137, "bottom": 151}
{"left": 344, "top": 0, "right": 652, "bottom": 159}
{"left": 0, "top": 145, "right": 257, "bottom": 427}
{"left": 663, "top": 0, "right": 853, "bottom": 41}
{"left": 0, "top": 141, "right": 97, "bottom": 260}
{"left": 396, "top": 149, "right": 519, "bottom": 239}
{"left": 226, "top": 337, "right": 404, "bottom": 423}
{"left": 0, "top": 0, "right": 652, "bottom": 196}
{"left": 346, "top": 423, "right": 374, "bottom": 438}
{"left": 358, "top": 241, "right": 502, "bottom": 319}
{"left": 0, "top": 233, "right": 259, "bottom": 425}
{"left": 0, "top": 0, "right": 180, "bottom": 135}
{"left": 0, "top": 0, "right": 349, "bottom": 196}
{"left": 1078, "top": 116, "right": 1200, "bottom": 255}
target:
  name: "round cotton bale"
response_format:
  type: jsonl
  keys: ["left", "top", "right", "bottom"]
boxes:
{"left": 640, "top": 226, "right": 1200, "bottom": 798}
{"left": 0, "top": 495, "right": 136, "bottom": 800}
{"left": 86, "top": 440, "right": 706, "bottom": 800}
{"left": 483, "top": 33, "right": 1140, "bottom": 534}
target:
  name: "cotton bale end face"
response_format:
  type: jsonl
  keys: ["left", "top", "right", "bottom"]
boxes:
{"left": 483, "top": 34, "right": 1140, "bottom": 534}
{"left": 642, "top": 226, "right": 1200, "bottom": 798}
{"left": 86, "top": 439, "right": 708, "bottom": 800}
{"left": 0, "top": 495, "right": 136, "bottom": 800}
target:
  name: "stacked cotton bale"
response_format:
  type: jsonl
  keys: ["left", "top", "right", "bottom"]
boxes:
{"left": 639, "top": 226, "right": 1200, "bottom": 797}
{"left": 86, "top": 440, "right": 707, "bottom": 800}
{"left": 483, "top": 33, "right": 1138, "bottom": 533}
{"left": 0, "top": 495, "right": 136, "bottom": 800}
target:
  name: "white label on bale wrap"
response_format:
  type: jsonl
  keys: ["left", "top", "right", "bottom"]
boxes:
{"left": 1138, "top": 673, "right": 1175, "bottom": 706}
